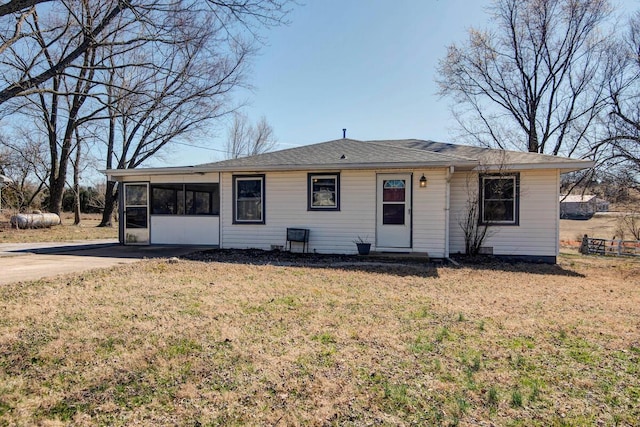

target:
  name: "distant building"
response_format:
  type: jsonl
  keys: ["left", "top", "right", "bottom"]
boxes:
{"left": 560, "top": 195, "right": 609, "bottom": 219}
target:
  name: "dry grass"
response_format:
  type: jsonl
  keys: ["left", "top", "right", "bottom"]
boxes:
{"left": 560, "top": 214, "right": 620, "bottom": 244}
{"left": 0, "top": 254, "right": 639, "bottom": 426}
{"left": 0, "top": 213, "right": 117, "bottom": 243}
{"left": 560, "top": 199, "right": 640, "bottom": 247}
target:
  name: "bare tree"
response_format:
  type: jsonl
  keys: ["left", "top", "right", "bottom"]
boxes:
{"left": 594, "top": 11, "right": 640, "bottom": 187}
{"left": 1, "top": 0, "right": 291, "bottom": 222}
{"left": 0, "top": 0, "right": 290, "bottom": 105}
{"left": 226, "top": 114, "right": 277, "bottom": 158}
{"left": 616, "top": 210, "right": 640, "bottom": 240}
{"left": 2, "top": 0, "right": 146, "bottom": 214}
{"left": 0, "top": 127, "right": 50, "bottom": 211}
{"left": 249, "top": 116, "right": 277, "bottom": 155}
{"left": 95, "top": 0, "right": 289, "bottom": 227}
{"left": 21, "top": 5, "right": 99, "bottom": 215}
{"left": 458, "top": 172, "right": 492, "bottom": 256}
{"left": 0, "top": 1, "right": 133, "bottom": 105}
{"left": 437, "top": 0, "right": 611, "bottom": 156}
{"left": 96, "top": 5, "right": 257, "bottom": 226}
{"left": 0, "top": 141, "right": 48, "bottom": 211}
{"left": 456, "top": 150, "right": 517, "bottom": 256}
{"left": 226, "top": 113, "right": 251, "bottom": 159}
{"left": 0, "top": 0, "right": 52, "bottom": 17}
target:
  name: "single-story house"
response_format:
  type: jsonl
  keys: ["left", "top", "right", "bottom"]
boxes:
{"left": 104, "top": 138, "right": 593, "bottom": 263}
{"left": 559, "top": 194, "right": 609, "bottom": 219}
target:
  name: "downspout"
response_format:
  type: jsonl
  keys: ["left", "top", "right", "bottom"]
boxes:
{"left": 444, "top": 166, "right": 460, "bottom": 266}
{"left": 555, "top": 169, "right": 560, "bottom": 258}
{"left": 218, "top": 172, "right": 223, "bottom": 249}
{"left": 444, "top": 166, "right": 453, "bottom": 259}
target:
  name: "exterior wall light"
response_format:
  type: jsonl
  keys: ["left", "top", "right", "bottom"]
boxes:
{"left": 419, "top": 173, "right": 427, "bottom": 188}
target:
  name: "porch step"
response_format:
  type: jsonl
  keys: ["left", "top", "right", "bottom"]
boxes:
{"left": 367, "top": 251, "right": 430, "bottom": 262}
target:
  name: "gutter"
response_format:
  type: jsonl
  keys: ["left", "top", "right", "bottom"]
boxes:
{"left": 103, "top": 161, "right": 480, "bottom": 178}
{"left": 102, "top": 159, "right": 593, "bottom": 179}
{"left": 476, "top": 160, "right": 594, "bottom": 173}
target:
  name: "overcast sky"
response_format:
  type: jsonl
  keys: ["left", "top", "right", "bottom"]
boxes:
{"left": 160, "top": 0, "right": 639, "bottom": 167}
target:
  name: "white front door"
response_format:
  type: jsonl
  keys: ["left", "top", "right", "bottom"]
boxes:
{"left": 123, "top": 183, "right": 149, "bottom": 245}
{"left": 376, "top": 174, "right": 412, "bottom": 248}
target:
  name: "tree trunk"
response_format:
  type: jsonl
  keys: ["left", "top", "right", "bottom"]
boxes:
{"left": 528, "top": 115, "right": 539, "bottom": 153}
{"left": 48, "top": 174, "right": 66, "bottom": 214}
{"left": 73, "top": 140, "right": 81, "bottom": 225}
{"left": 98, "top": 180, "right": 117, "bottom": 227}
{"left": 73, "top": 185, "right": 80, "bottom": 224}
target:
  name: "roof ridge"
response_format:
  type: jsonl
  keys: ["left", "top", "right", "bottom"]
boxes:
{"left": 364, "top": 139, "right": 477, "bottom": 162}
{"left": 368, "top": 139, "right": 585, "bottom": 162}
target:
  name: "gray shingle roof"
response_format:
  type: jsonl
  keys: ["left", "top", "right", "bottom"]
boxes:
{"left": 198, "top": 138, "right": 474, "bottom": 170}
{"left": 380, "top": 139, "right": 583, "bottom": 166}
{"left": 197, "top": 138, "right": 590, "bottom": 171}
{"left": 104, "top": 138, "right": 593, "bottom": 178}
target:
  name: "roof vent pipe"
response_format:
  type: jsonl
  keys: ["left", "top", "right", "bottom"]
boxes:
{"left": 342, "top": 128, "right": 346, "bottom": 138}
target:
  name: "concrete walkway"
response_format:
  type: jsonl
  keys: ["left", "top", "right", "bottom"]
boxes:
{"left": 0, "top": 240, "right": 212, "bottom": 285}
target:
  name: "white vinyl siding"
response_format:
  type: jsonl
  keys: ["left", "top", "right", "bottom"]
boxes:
{"left": 449, "top": 169, "right": 560, "bottom": 257}
{"left": 221, "top": 170, "right": 374, "bottom": 253}
{"left": 411, "top": 169, "right": 447, "bottom": 257}
{"left": 117, "top": 167, "right": 561, "bottom": 258}
{"left": 219, "top": 169, "right": 448, "bottom": 255}
{"left": 151, "top": 216, "right": 220, "bottom": 245}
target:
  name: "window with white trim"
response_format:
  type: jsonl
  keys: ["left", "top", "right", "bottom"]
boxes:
{"left": 308, "top": 173, "right": 340, "bottom": 211}
{"left": 233, "top": 175, "right": 265, "bottom": 223}
{"left": 479, "top": 174, "right": 519, "bottom": 225}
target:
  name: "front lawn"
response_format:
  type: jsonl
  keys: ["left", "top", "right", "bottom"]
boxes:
{"left": 0, "top": 213, "right": 117, "bottom": 244}
{"left": 0, "top": 255, "right": 638, "bottom": 425}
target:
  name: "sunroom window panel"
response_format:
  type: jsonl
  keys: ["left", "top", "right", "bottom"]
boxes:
{"left": 151, "top": 183, "right": 218, "bottom": 215}
{"left": 196, "top": 192, "right": 211, "bottom": 215}
{"left": 186, "top": 191, "right": 194, "bottom": 215}
{"left": 176, "top": 190, "right": 185, "bottom": 215}
{"left": 186, "top": 184, "right": 218, "bottom": 215}
{"left": 152, "top": 184, "right": 182, "bottom": 214}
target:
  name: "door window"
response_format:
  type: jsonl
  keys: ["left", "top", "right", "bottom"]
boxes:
{"left": 382, "top": 180, "right": 406, "bottom": 225}
{"left": 125, "top": 184, "right": 148, "bottom": 229}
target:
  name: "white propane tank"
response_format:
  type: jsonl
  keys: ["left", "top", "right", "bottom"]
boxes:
{"left": 10, "top": 212, "right": 61, "bottom": 229}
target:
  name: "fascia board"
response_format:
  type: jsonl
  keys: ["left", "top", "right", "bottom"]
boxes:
{"left": 474, "top": 161, "right": 594, "bottom": 173}
{"left": 103, "top": 160, "right": 480, "bottom": 177}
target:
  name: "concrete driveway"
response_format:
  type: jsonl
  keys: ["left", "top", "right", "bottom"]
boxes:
{"left": 0, "top": 240, "right": 212, "bottom": 285}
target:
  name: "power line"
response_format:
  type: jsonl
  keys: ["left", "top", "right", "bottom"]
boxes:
{"left": 172, "top": 140, "right": 229, "bottom": 154}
